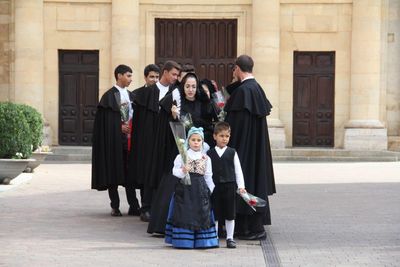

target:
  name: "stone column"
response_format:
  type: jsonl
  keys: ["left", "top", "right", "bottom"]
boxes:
{"left": 252, "top": 0, "right": 285, "bottom": 148}
{"left": 14, "top": 0, "right": 44, "bottom": 114}
{"left": 111, "top": 0, "right": 140, "bottom": 88}
{"left": 344, "top": 0, "right": 387, "bottom": 150}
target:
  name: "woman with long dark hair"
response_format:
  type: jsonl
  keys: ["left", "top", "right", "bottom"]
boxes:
{"left": 147, "top": 73, "right": 217, "bottom": 235}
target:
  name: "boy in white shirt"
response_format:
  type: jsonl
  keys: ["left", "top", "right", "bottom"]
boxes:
{"left": 207, "top": 122, "right": 246, "bottom": 248}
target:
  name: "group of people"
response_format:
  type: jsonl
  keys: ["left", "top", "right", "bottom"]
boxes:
{"left": 91, "top": 55, "right": 276, "bottom": 249}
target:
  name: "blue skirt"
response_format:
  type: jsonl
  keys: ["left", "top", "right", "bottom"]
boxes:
{"left": 165, "top": 196, "right": 219, "bottom": 249}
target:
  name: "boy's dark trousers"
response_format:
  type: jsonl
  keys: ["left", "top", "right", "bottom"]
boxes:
{"left": 108, "top": 143, "right": 141, "bottom": 210}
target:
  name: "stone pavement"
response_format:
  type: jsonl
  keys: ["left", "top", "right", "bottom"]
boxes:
{"left": 1, "top": 162, "right": 400, "bottom": 266}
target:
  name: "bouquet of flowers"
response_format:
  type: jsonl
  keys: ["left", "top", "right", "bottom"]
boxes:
{"left": 118, "top": 101, "right": 129, "bottom": 122}
{"left": 114, "top": 92, "right": 132, "bottom": 150}
{"left": 237, "top": 189, "right": 267, "bottom": 211}
{"left": 212, "top": 87, "right": 229, "bottom": 121}
{"left": 180, "top": 113, "right": 193, "bottom": 131}
{"left": 169, "top": 121, "right": 191, "bottom": 185}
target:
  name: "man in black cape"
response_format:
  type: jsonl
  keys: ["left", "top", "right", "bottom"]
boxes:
{"left": 91, "top": 64, "right": 141, "bottom": 217}
{"left": 128, "top": 61, "right": 181, "bottom": 222}
{"left": 224, "top": 55, "right": 276, "bottom": 240}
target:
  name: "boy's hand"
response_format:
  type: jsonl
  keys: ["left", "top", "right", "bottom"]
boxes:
{"left": 238, "top": 188, "right": 246, "bottom": 194}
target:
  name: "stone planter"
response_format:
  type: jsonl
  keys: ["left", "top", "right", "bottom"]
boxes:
{"left": 0, "top": 158, "right": 35, "bottom": 184}
{"left": 25, "top": 151, "right": 53, "bottom": 173}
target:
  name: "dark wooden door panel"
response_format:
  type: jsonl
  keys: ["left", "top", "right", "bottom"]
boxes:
{"left": 293, "top": 52, "right": 335, "bottom": 147}
{"left": 155, "top": 19, "right": 237, "bottom": 87}
{"left": 59, "top": 50, "right": 99, "bottom": 146}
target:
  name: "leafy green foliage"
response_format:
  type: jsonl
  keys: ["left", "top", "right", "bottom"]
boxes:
{"left": 17, "top": 104, "right": 44, "bottom": 151}
{"left": 0, "top": 102, "right": 37, "bottom": 159}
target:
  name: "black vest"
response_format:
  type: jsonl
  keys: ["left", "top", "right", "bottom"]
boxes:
{"left": 207, "top": 147, "right": 236, "bottom": 184}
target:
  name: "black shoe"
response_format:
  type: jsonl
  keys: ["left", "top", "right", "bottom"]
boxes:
{"left": 111, "top": 208, "right": 122, "bottom": 217}
{"left": 237, "top": 231, "right": 266, "bottom": 240}
{"left": 140, "top": 211, "right": 151, "bottom": 222}
{"left": 226, "top": 238, "right": 236, "bottom": 249}
{"left": 234, "top": 231, "right": 250, "bottom": 239}
{"left": 128, "top": 206, "right": 140, "bottom": 216}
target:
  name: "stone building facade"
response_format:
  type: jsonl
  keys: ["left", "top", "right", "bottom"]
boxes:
{"left": 0, "top": 0, "right": 399, "bottom": 150}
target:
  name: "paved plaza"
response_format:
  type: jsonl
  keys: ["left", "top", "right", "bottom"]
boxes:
{"left": 0, "top": 162, "right": 399, "bottom": 266}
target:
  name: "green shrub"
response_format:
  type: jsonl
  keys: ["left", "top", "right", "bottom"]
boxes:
{"left": 17, "top": 104, "right": 43, "bottom": 151}
{"left": 0, "top": 102, "right": 32, "bottom": 159}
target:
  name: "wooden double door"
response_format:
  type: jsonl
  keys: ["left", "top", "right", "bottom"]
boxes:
{"left": 155, "top": 19, "right": 237, "bottom": 87}
{"left": 58, "top": 50, "right": 99, "bottom": 146}
{"left": 293, "top": 51, "right": 335, "bottom": 147}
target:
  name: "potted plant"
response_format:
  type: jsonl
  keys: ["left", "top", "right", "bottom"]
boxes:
{"left": 16, "top": 104, "right": 50, "bottom": 173}
{"left": 26, "top": 145, "right": 53, "bottom": 172}
{"left": 0, "top": 102, "right": 35, "bottom": 184}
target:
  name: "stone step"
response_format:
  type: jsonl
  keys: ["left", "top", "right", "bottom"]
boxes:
{"left": 272, "top": 148, "right": 400, "bottom": 157}
{"left": 45, "top": 146, "right": 91, "bottom": 162}
{"left": 45, "top": 146, "right": 400, "bottom": 162}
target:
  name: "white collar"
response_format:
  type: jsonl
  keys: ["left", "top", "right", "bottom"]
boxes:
{"left": 215, "top": 146, "right": 227, "bottom": 152}
{"left": 156, "top": 81, "right": 169, "bottom": 89}
{"left": 241, "top": 75, "right": 255, "bottom": 82}
{"left": 115, "top": 84, "right": 126, "bottom": 91}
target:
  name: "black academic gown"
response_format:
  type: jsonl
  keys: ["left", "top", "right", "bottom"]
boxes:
{"left": 146, "top": 90, "right": 179, "bottom": 234}
{"left": 91, "top": 87, "right": 133, "bottom": 190}
{"left": 181, "top": 98, "right": 217, "bottom": 148}
{"left": 225, "top": 78, "right": 275, "bottom": 230}
{"left": 127, "top": 84, "right": 160, "bottom": 188}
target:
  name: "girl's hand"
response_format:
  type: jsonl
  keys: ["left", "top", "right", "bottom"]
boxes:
{"left": 181, "top": 165, "right": 189, "bottom": 174}
{"left": 238, "top": 188, "right": 246, "bottom": 194}
{"left": 171, "top": 105, "right": 179, "bottom": 119}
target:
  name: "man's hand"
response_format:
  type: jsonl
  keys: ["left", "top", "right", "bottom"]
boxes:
{"left": 121, "top": 123, "right": 131, "bottom": 134}
{"left": 171, "top": 105, "right": 179, "bottom": 119}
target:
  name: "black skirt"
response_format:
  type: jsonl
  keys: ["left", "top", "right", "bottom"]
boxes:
{"left": 171, "top": 173, "right": 211, "bottom": 231}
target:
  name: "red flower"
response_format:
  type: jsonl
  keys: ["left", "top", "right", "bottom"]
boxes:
{"left": 217, "top": 102, "right": 225, "bottom": 108}
{"left": 248, "top": 199, "right": 257, "bottom": 206}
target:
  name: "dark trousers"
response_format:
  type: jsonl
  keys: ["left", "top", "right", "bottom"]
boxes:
{"left": 108, "top": 186, "right": 140, "bottom": 210}
{"left": 107, "top": 146, "right": 142, "bottom": 210}
{"left": 140, "top": 186, "right": 154, "bottom": 213}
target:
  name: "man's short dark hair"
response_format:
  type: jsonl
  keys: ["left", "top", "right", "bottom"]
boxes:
{"left": 182, "top": 63, "right": 195, "bottom": 73}
{"left": 144, "top": 64, "right": 160, "bottom": 77}
{"left": 235, "top": 55, "right": 254, "bottom": 73}
{"left": 214, "top": 121, "right": 231, "bottom": 134}
{"left": 114, "top": 64, "right": 132, "bottom": 80}
{"left": 162, "top": 60, "right": 182, "bottom": 73}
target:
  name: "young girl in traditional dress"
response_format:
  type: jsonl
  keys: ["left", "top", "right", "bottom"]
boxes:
{"left": 165, "top": 127, "right": 219, "bottom": 249}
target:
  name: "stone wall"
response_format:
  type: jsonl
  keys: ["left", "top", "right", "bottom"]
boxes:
{"left": 43, "top": 1, "right": 112, "bottom": 144}
{"left": 387, "top": 0, "right": 400, "bottom": 136}
{"left": 0, "top": 0, "right": 11, "bottom": 101}
{"left": 280, "top": 2, "right": 352, "bottom": 148}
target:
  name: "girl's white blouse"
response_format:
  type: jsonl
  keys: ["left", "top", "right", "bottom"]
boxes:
{"left": 172, "top": 149, "right": 215, "bottom": 193}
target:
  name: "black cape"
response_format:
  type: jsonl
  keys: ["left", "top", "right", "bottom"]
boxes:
{"left": 224, "top": 79, "right": 275, "bottom": 215}
{"left": 148, "top": 92, "right": 179, "bottom": 188}
{"left": 91, "top": 87, "right": 132, "bottom": 190}
{"left": 127, "top": 84, "right": 160, "bottom": 188}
